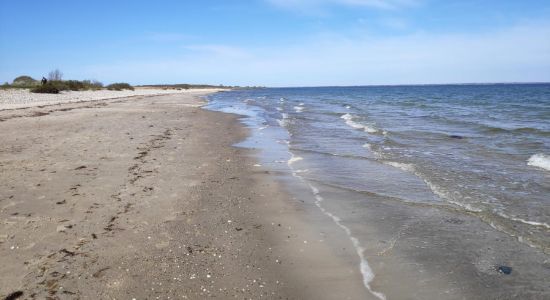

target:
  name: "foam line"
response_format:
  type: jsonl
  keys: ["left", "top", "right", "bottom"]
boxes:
{"left": 527, "top": 153, "right": 550, "bottom": 171}
{"left": 287, "top": 153, "right": 386, "bottom": 300}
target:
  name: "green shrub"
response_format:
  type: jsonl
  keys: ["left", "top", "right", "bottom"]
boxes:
{"left": 106, "top": 82, "right": 134, "bottom": 91}
{"left": 12, "top": 75, "right": 39, "bottom": 88}
{"left": 13, "top": 75, "right": 38, "bottom": 85}
{"left": 31, "top": 83, "right": 60, "bottom": 94}
{"left": 82, "top": 80, "right": 103, "bottom": 90}
{"left": 47, "top": 80, "right": 69, "bottom": 91}
{"left": 63, "top": 80, "right": 87, "bottom": 91}
{"left": 45, "top": 80, "right": 105, "bottom": 91}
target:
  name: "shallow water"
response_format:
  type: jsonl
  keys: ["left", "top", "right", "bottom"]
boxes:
{"left": 206, "top": 84, "right": 550, "bottom": 299}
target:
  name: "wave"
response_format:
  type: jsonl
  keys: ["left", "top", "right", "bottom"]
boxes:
{"left": 287, "top": 155, "right": 303, "bottom": 165}
{"left": 294, "top": 106, "right": 305, "bottom": 113}
{"left": 277, "top": 113, "right": 290, "bottom": 127}
{"left": 290, "top": 147, "right": 370, "bottom": 160}
{"left": 340, "top": 113, "right": 378, "bottom": 133}
{"left": 380, "top": 161, "right": 485, "bottom": 213}
{"left": 497, "top": 212, "right": 550, "bottom": 229}
{"left": 380, "top": 161, "right": 485, "bottom": 212}
{"left": 527, "top": 153, "right": 550, "bottom": 171}
{"left": 382, "top": 161, "right": 415, "bottom": 173}
{"left": 421, "top": 176, "right": 484, "bottom": 213}
{"left": 481, "top": 125, "right": 550, "bottom": 136}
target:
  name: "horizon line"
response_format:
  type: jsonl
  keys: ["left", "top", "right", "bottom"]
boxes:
{"left": 264, "top": 81, "right": 550, "bottom": 89}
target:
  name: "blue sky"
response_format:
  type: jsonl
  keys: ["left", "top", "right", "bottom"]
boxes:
{"left": 1, "top": 0, "right": 549, "bottom": 86}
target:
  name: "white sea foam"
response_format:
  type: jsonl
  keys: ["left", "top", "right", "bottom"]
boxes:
{"left": 363, "top": 143, "right": 385, "bottom": 159}
{"left": 340, "top": 113, "right": 378, "bottom": 133}
{"left": 345, "top": 105, "right": 351, "bottom": 109}
{"left": 286, "top": 152, "right": 385, "bottom": 300}
{"left": 527, "top": 153, "right": 550, "bottom": 171}
{"left": 276, "top": 107, "right": 283, "bottom": 111}
{"left": 294, "top": 106, "right": 305, "bottom": 113}
{"left": 383, "top": 161, "right": 415, "bottom": 173}
{"left": 384, "top": 158, "right": 550, "bottom": 243}
{"left": 423, "top": 178, "right": 483, "bottom": 212}
{"left": 497, "top": 212, "right": 550, "bottom": 229}
{"left": 277, "top": 139, "right": 290, "bottom": 145}
{"left": 277, "top": 113, "right": 290, "bottom": 127}
{"left": 306, "top": 183, "right": 385, "bottom": 300}
{"left": 287, "top": 155, "right": 303, "bottom": 165}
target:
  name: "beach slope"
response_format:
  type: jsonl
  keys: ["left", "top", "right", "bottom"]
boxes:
{"left": 0, "top": 92, "right": 370, "bottom": 299}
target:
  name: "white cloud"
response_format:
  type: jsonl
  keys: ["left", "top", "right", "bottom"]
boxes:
{"left": 267, "top": 0, "right": 419, "bottom": 10}
{"left": 81, "top": 21, "right": 550, "bottom": 86}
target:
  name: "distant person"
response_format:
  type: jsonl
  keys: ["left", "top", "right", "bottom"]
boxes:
{"left": 41, "top": 77, "right": 47, "bottom": 85}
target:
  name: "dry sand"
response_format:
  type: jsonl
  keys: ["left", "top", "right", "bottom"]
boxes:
{"left": 0, "top": 88, "right": 224, "bottom": 110}
{"left": 0, "top": 92, "right": 371, "bottom": 299}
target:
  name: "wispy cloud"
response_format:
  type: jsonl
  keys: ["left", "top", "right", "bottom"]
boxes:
{"left": 82, "top": 21, "right": 550, "bottom": 86}
{"left": 267, "top": 0, "right": 419, "bottom": 11}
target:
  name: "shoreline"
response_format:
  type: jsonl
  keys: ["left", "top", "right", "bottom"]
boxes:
{"left": 0, "top": 91, "right": 370, "bottom": 299}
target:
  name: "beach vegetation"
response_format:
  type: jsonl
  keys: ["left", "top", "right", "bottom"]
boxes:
{"left": 2, "top": 70, "right": 129, "bottom": 92}
{"left": 12, "top": 75, "right": 38, "bottom": 86}
{"left": 25, "top": 79, "right": 104, "bottom": 92}
{"left": 106, "top": 82, "right": 134, "bottom": 91}
{"left": 83, "top": 80, "right": 104, "bottom": 90}
{"left": 31, "top": 83, "right": 60, "bottom": 94}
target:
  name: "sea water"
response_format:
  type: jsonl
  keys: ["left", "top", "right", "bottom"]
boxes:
{"left": 206, "top": 84, "right": 550, "bottom": 299}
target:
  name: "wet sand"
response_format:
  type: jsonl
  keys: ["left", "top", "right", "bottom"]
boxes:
{"left": 0, "top": 93, "right": 371, "bottom": 299}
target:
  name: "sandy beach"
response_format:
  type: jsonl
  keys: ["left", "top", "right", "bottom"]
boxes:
{"left": 0, "top": 91, "right": 371, "bottom": 299}
{"left": 0, "top": 88, "right": 224, "bottom": 110}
